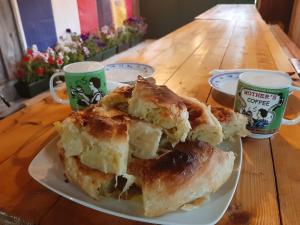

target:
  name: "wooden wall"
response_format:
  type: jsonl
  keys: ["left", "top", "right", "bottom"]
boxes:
{"left": 257, "top": 0, "right": 294, "bottom": 32}
{"left": 0, "top": 0, "right": 22, "bottom": 83}
{"left": 289, "top": 0, "right": 300, "bottom": 48}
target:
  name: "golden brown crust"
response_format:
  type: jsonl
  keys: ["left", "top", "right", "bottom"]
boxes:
{"left": 115, "top": 85, "right": 134, "bottom": 98}
{"left": 211, "top": 106, "right": 233, "bottom": 124}
{"left": 59, "top": 146, "right": 114, "bottom": 180}
{"left": 182, "top": 98, "right": 206, "bottom": 128}
{"left": 144, "top": 142, "right": 213, "bottom": 192}
{"left": 71, "top": 106, "right": 129, "bottom": 139}
{"left": 100, "top": 86, "right": 134, "bottom": 112}
{"left": 128, "top": 141, "right": 214, "bottom": 194}
{"left": 134, "top": 76, "right": 186, "bottom": 110}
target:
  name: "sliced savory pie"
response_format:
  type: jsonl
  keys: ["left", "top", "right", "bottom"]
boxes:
{"left": 211, "top": 106, "right": 249, "bottom": 139}
{"left": 55, "top": 106, "right": 130, "bottom": 175}
{"left": 101, "top": 85, "right": 134, "bottom": 112}
{"left": 129, "top": 120, "right": 163, "bottom": 159}
{"left": 58, "top": 143, "right": 115, "bottom": 199}
{"left": 128, "top": 141, "right": 235, "bottom": 217}
{"left": 182, "top": 97, "right": 223, "bottom": 146}
{"left": 128, "top": 76, "right": 191, "bottom": 145}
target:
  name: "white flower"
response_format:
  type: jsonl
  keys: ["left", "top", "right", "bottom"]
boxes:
{"left": 42, "top": 52, "right": 49, "bottom": 62}
{"left": 47, "top": 47, "right": 55, "bottom": 56}
{"left": 70, "top": 48, "right": 77, "bottom": 54}
{"left": 65, "top": 55, "right": 70, "bottom": 61}
{"left": 63, "top": 46, "right": 71, "bottom": 53}
{"left": 32, "top": 44, "right": 38, "bottom": 52}
{"left": 58, "top": 52, "right": 64, "bottom": 59}
{"left": 83, "top": 47, "right": 90, "bottom": 56}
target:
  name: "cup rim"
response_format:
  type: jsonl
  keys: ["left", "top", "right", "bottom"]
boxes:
{"left": 239, "top": 71, "right": 291, "bottom": 89}
{"left": 63, "top": 61, "right": 103, "bottom": 74}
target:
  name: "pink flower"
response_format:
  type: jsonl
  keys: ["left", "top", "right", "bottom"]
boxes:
{"left": 101, "top": 25, "right": 110, "bottom": 34}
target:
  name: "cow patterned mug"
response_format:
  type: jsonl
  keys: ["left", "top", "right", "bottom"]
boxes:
{"left": 234, "top": 71, "right": 300, "bottom": 139}
{"left": 49, "top": 61, "right": 108, "bottom": 111}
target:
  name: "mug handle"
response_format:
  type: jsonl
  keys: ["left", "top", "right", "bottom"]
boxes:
{"left": 49, "top": 72, "right": 69, "bottom": 104}
{"left": 281, "top": 85, "right": 300, "bottom": 125}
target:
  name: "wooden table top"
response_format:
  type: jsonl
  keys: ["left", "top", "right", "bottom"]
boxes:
{"left": 1, "top": 4, "right": 299, "bottom": 225}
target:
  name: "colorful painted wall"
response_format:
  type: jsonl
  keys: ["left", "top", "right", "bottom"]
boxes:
{"left": 13, "top": 0, "right": 134, "bottom": 51}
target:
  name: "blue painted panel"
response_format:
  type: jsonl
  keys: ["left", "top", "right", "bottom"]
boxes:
{"left": 17, "top": 0, "right": 57, "bottom": 51}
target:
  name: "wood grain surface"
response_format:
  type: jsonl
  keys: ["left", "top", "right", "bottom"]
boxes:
{"left": 0, "top": 4, "right": 299, "bottom": 225}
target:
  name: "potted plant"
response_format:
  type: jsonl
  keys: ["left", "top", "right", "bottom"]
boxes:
{"left": 116, "top": 27, "right": 130, "bottom": 53}
{"left": 82, "top": 33, "right": 105, "bottom": 61}
{"left": 123, "top": 17, "right": 147, "bottom": 47}
{"left": 97, "top": 26, "right": 118, "bottom": 60}
{"left": 55, "top": 29, "right": 86, "bottom": 64}
{"left": 14, "top": 46, "right": 61, "bottom": 98}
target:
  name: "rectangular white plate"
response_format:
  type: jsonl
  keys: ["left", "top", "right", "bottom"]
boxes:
{"left": 28, "top": 137, "right": 242, "bottom": 225}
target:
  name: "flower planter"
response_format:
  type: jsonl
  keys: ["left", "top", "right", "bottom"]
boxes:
{"left": 86, "top": 52, "right": 103, "bottom": 62}
{"left": 15, "top": 78, "right": 50, "bottom": 98}
{"left": 102, "top": 46, "right": 117, "bottom": 60}
{"left": 117, "top": 43, "right": 130, "bottom": 53}
{"left": 130, "top": 37, "right": 142, "bottom": 47}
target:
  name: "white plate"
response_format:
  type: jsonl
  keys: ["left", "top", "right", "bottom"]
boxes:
{"left": 209, "top": 69, "right": 293, "bottom": 96}
{"left": 105, "top": 63, "right": 155, "bottom": 83}
{"left": 28, "top": 137, "right": 242, "bottom": 225}
{"left": 209, "top": 72, "right": 240, "bottom": 96}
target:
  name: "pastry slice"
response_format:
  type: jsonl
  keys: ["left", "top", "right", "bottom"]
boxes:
{"left": 129, "top": 120, "right": 163, "bottom": 159}
{"left": 55, "top": 106, "right": 129, "bottom": 175}
{"left": 58, "top": 144, "right": 115, "bottom": 199}
{"left": 182, "top": 97, "right": 223, "bottom": 146}
{"left": 211, "top": 106, "right": 249, "bottom": 139}
{"left": 128, "top": 76, "right": 191, "bottom": 145}
{"left": 100, "top": 85, "right": 134, "bottom": 112}
{"left": 129, "top": 141, "right": 235, "bottom": 217}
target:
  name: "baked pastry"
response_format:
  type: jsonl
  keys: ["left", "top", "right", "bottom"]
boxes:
{"left": 211, "top": 106, "right": 249, "bottom": 139}
{"left": 128, "top": 76, "right": 191, "bottom": 145}
{"left": 58, "top": 143, "right": 115, "bottom": 199}
{"left": 182, "top": 97, "right": 223, "bottom": 146}
{"left": 55, "top": 106, "right": 130, "bottom": 175}
{"left": 101, "top": 85, "right": 134, "bottom": 112}
{"left": 129, "top": 120, "right": 163, "bottom": 159}
{"left": 129, "top": 141, "right": 235, "bottom": 217}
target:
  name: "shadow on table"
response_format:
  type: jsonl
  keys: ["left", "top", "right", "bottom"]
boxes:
{"left": 211, "top": 89, "right": 235, "bottom": 108}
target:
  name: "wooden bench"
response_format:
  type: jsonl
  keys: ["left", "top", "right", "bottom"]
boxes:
{"left": 270, "top": 24, "right": 300, "bottom": 75}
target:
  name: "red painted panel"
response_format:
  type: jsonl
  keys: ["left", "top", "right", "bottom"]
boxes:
{"left": 125, "top": 0, "right": 133, "bottom": 18}
{"left": 77, "top": 0, "right": 99, "bottom": 33}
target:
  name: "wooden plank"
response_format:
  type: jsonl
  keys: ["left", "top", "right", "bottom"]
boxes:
{"left": 40, "top": 199, "right": 147, "bottom": 225}
{"left": 0, "top": 127, "right": 59, "bottom": 224}
{"left": 0, "top": 98, "right": 70, "bottom": 163}
{"left": 205, "top": 7, "right": 281, "bottom": 224}
{"left": 195, "top": 4, "right": 258, "bottom": 21}
{"left": 216, "top": 139, "right": 280, "bottom": 225}
{"left": 165, "top": 20, "right": 235, "bottom": 100}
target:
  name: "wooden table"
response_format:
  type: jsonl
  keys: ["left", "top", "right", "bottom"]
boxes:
{"left": 1, "top": 4, "right": 299, "bottom": 225}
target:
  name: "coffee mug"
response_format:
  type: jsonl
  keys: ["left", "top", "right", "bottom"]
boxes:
{"left": 234, "top": 71, "right": 300, "bottom": 139}
{"left": 49, "top": 61, "right": 108, "bottom": 110}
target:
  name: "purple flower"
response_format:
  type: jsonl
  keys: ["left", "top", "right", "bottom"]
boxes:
{"left": 80, "top": 33, "right": 89, "bottom": 41}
